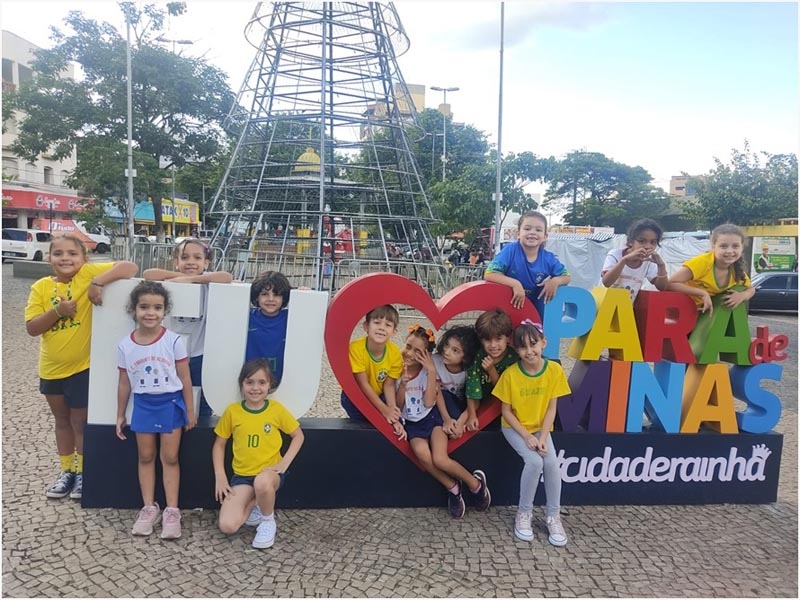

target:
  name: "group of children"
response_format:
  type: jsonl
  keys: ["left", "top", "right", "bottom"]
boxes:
{"left": 24, "top": 210, "right": 755, "bottom": 548}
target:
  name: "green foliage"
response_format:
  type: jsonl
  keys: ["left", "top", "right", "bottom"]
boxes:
{"left": 542, "top": 150, "right": 669, "bottom": 230}
{"left": 686, "top": 141, "right": 798, "bottom": 228}
{"left": 9, "top": 4, "right": 235, "bottom": 236}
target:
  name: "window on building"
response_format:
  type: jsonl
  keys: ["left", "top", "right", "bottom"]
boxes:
{"left": 2, "top": 158, "right": 19, "bottom": 179}
{"left": 2, "top": 59, "right": 13, "bottom": 83}
{"left": 17, "top": 64, "right": 33, "bottom": 85}
{"left": 43, "top": 166, "right": 54, "bottom": 185}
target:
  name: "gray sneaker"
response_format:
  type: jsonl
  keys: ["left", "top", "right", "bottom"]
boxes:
{"left": 46, "top": 471, "right": 75, "bottom": 499}
{"left": 131, "top": 503, "right": 161, "bottom": 536}
{"left": 545, "top": 514, "right": 568, "bottom": 546}
{"left": 69, "top": 473, "right": 83, "bottom": 500}
{"left": 160, "top": 507, "right": 182, "bottom": 540}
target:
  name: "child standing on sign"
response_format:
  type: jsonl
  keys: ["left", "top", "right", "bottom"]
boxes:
{"left": 213, "top": 358, "right": 304, "bottom": 549}
{"left": 464, "top": 309, "right": 519, "bottom": 432}
{"left": 116, "top": 281, "right": 196, "bottom": 539}
{"left": 340, "top": 305, "right": 405, "bottom": 438}
{"left": 25, "top": 233, "right": 138, "bottom": 501}
{"left": 143, "top": 238, "right": 233, "bottom": 417}
{"left": 433, "top": 325, "right": 480, "bottom": 440}
{"left": 494, "top": 320, "right": 571, "bottom": 546}
{"left": 600, "top": 218, "right": 669, "bottom": 301}
{"left": 667, "top": 223, "right": 754, "bottom": 314}
{"left": 396, "top": 325, "right": 491, "bottom": 519}
{"left": 484, "top": 211, "right": 570, "bottom": 319}
{"left": 245, "top": 271, "right": 293, "bottom": 385}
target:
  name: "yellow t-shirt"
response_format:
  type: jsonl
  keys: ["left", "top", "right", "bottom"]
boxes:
{"left": 492, "top": 360, "right": 571, "bottom": 432}
{"left": 682, "top": 251, "right": 751, "bottom": 307}
{"left": 347, "top": 336, "right": 403, "bottom": 395}
{"left": 24, "top": 262, "right": 116, "bottom": 379}
{"left": 214, "top": 399, "right": 300, "bottom": 476}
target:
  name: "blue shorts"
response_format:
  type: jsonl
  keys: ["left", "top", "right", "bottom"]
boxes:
{"left": 39, "top": 368, "right": 90, "bottom": 409}
{"left": 130, "top": 391, "right": 187, "bottom": 433}
{"left": 341, "top": 391, "right": 389, "bottom": 422}
{"left": 231, "top": 472, "right": 285, "bottom": 490}
{"left": 404, "top": 407, "right": 444, "bottom": 440}
{"left": 441, "top": 389, "right": 466, "bottom": 420}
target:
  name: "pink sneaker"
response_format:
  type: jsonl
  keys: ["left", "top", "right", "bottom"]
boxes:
{"left": 131, "top": 503, "right": 161, "bottom": 536}
{"left": 160, "top": 507, "right": 182, "bottom": 540}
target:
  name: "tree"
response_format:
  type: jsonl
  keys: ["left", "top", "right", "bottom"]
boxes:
{"left": 8, "top": 3, "right": 235, "bottom": 240}
{"left": 542, "top": 151, "right": 669, "bottom": 231}
{"left": 685, "top": 141, "right": 798, "bottom": 228}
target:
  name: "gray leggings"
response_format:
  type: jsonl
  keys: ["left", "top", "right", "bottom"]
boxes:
{"left": 501, "top": 426, "right": 562, "bottom": 516}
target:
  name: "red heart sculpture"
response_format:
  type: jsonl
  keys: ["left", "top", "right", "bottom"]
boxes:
{"left": 325, "top": 272, "right": 540, "bottom": 468}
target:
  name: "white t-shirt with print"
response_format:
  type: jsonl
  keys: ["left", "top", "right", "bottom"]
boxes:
{"left": 117, "top": 327, "right": 188, "bottom": 394}
{"left": 397, "top": 368, "right": 434, "bottom": 423}
{"left": 600, "top": 248, "right": 659, "bottom": 301}
{"left": 433, "top": 353, "right": 466, "bottom": 400}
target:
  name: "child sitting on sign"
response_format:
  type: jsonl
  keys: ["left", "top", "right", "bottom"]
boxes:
{"left": 667, "top": 223, "right": 754, "bottom": 314}
{"left": 464, "top": 308, "right": 519, "bottom": 432}
{"left": 432, "top": 325, "right": 480, "bottom": 440}
{"left": 339, "top": 304, "right": 404, "bottom": 438}
{"left": 395, "top": 325, "right": 491, "bottom": 519}
{"left": 494, "top": 320, "right": 570, "bottom": 546}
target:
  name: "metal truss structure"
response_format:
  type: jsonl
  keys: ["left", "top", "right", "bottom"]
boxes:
{"left": 207, "top": 2, "right": 443, "bottom": 290}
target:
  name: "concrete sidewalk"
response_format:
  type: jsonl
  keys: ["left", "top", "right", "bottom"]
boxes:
{"left": 2, "top": 264, "right": 797, "bottom": 597}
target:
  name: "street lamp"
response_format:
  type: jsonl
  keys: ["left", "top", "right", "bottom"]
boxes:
{"left": 430, "top": 86, "right": 459, "bottom": 181}
{"left": 155, "top": 34, "right": 193, "bottom": 238}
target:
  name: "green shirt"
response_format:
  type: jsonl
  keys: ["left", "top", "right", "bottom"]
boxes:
{"left": 465, "top": 346, "right": 519, "bottom": 401}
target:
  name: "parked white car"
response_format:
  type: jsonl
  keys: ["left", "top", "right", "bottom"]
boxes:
{"left": 2, "top": 228, "right": 52, "bottom": 262}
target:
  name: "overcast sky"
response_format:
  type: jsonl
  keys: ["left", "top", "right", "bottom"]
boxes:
{"left": 1, "top": 1, "right": 797, "bottom": 194}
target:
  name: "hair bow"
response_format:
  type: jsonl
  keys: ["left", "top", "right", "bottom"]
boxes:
{"left": 408, "top": 324, "right": 436, "bottom": 343}
{"left": 520, "top": 318, "right": 544, "bottom": 334}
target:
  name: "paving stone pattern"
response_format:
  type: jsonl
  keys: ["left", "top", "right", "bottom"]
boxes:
{"left": 2, "top": 264, "right": 797, "bottom": 597}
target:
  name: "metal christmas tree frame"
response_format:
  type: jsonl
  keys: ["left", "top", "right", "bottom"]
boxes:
{"left": 206, "top": 2, "right": 444, "bottom": 292}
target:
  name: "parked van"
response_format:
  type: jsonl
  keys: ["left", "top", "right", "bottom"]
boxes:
{"left": 32, "top": 218, "right": 112, "bottom": 253}
{"left": 2, "top": 228, "right": 51, "bottom": 262}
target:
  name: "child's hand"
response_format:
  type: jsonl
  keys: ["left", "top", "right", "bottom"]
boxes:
{"left": 383, "top": 404, "right": 402, "bottom": 424}
{"left": 450, "top": 419, "right": 465, "bottom": 439}
{"left": 400, "top": 365, "right": 411, "bottom": 385}
{"left": 536, "top": 276, "right": 559, "bottom": 304}
{"left": 169, "top": 275, "right": 199, "bottom": 284}
{"left": 510, "top": 282, "right": 526, "bottom": 310}
{"left": 465, "top": 413, "right": 479, "bottom": 432}
{"left": 56, "top": 295, "right": 78, "bottom": 317}
{"left": 87, "top": 286, "right": 104, "bottom": 306}
{"left": 698, "top": 291, "right": 713, "bottom": 314}
{"left": 392, "top": 421, "right": 407, "bottom": 441}
{"left": 537, "top": 435, "right": 548, "bottom": 456}
{"left": 722, "top": 289, "right": 746, "bottom": 309}
{"left": 623, "top": 247, "right": 649, "bottom": 264}
{"left": 524, "top": 433, "right": 541, "bottom": 451}
{"left": 647, "top": 251, "right": 665, "bottom": 267}
{"left": 214, "top": 476, "right": 232, "bottom": 503}
{"left": 184, "top": 412, "right": 197, "bottom": 432}
{"left": 481, "top": 355, "right": 496, "bottom": 373}
{"left": 115, "top": 416, "right": 128, "bottom": 440}
{"left": 415, "top": 348, "right": 435, "bottom": 372}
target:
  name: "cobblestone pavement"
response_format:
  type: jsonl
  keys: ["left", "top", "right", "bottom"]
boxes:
{"left": 2, "top": 264, "right": 797, "bottom": 597}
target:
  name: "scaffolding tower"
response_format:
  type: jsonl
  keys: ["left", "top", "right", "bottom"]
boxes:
{"left": 207, "top": 2, "right": 444, "bottom": 291}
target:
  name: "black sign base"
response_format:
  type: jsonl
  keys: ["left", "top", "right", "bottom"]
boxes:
{"left": 82, "top": 418, "right": 782, "bottom": 509}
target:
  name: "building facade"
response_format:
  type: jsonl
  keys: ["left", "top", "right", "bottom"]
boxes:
{"left": 2, "top": 30, "right": 86, "bottom": 229}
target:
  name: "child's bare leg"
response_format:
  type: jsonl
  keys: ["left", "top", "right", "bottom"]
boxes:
{"left": 69, "top": 407, "right": 88, "bottom": 455}
{"left": 45, "top": 395, "right": 75, "bottom": 456}
{"left": 410, "top": 438, "right": 456, "bottom": 489}
{"left": 159, "top": 428, "right": 182, "bottom": 508}
{"left": 135, "top": 433, "right": 157, "bottom": 505}
{"left": 254, "top": 469, "right": 281, "bottom": 515}
{"left": 218, "top": 485, "right": 255, "bottom": 534}
{"left": 430, "top": 428, "right": 480, "bottom": 491}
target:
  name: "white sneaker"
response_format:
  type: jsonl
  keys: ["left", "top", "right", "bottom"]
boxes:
{"left": 245, "top": 504, "right": 263, "bottom": 527}
{"left": 545, "top": 514, "right": 568, "bottom": 546}
{"left": 252, "top": 517, "right": 276, "bottom": 549}
{"left": 514, "top": 509, "right": 534, "bottom": 542}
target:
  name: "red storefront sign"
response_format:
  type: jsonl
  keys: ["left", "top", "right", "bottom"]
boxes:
{"left": 1, "top": 188, "right": 89, "bottom": 212}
